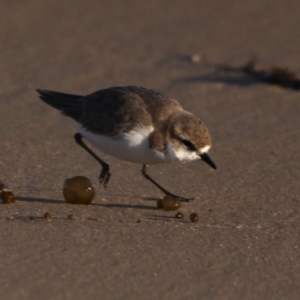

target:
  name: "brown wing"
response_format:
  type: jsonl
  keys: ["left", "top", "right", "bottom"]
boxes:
{"left": 80, "top": 86, "right": 183, "bottom": 136}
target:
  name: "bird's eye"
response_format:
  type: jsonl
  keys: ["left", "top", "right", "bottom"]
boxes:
{"left": 181, "top": 140, "right": 196, "bottom": 150}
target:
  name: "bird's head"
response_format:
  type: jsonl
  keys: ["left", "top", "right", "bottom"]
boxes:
{"left": 166, "top": 112, "right": 217, "bottom": 169}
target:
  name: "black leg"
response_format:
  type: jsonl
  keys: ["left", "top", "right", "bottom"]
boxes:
{"left": 74, "top": 133, "right": 111, "bottom": 188}
{"left": 141, "top": 164, "right": 193, "bottom": 202}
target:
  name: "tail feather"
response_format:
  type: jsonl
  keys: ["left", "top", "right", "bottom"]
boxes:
{"left": 36, "top": 89, "right": 83, "bottom": 121}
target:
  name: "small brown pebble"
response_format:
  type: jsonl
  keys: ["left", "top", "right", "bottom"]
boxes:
{"left": 136, "top": 219, "right": 141, "bottom": 223}
{"left": 43, "top": 212, "right": 52, "bottom": 220}
{"left": 68, "top": 214, "right": 75, "bottom": 220}
{"left": 29, "top": 216, "right": 35, "bottom": 221}
{"left": 159, "top": 195, "right": 181, "bottom": 211}
{"left": 190, "top": 213, "right": 199, "bottom": 223}
{"left": 175, "top": 212, "right": 184, "bottom": 219}
{"left": 1, "top": 190, "right": 16, "bottom": 204}
{"left": 63, "top": 176, "right": 95, "bottom": 205}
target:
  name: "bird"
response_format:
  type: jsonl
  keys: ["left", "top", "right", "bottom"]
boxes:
{"left": 36, "top": 86, "right": 216, "bottom": 202}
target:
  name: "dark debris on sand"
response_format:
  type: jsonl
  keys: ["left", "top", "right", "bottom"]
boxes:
{"left": 220, "top": 58, "right": 300, "bottom": 90}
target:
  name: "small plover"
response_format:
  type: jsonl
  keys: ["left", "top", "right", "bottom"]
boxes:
{"left": 37, "top": 86, "right": 216, "bottom": 202}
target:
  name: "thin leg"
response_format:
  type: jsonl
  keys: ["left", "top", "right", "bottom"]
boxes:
{"left": 0, "top": 180, "right": 4, "bottom": 191}
{"left": 74, "top": 133, "right": 111, "bottom": 188}
{"left": 141, "top": 164, "right": 193, "bottom": 202}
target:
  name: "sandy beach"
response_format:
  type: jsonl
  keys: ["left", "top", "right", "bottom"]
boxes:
{"left": 1, "top": 1, "right": 300, "bottom": 299}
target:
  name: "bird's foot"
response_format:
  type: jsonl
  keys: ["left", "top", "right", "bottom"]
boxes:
{"left": 164, "top": 192, "right": 194, "bottom": 203}
{"left": 99, "top": 168, "right": 111, "bottom": 188}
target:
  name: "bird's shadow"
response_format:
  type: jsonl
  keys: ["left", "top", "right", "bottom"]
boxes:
{"left": 144, "top": 214, "right": 187, "bottom": 223}
{"left": 95, "top": 195, "right": 160, "bottom": 210}
{"left": 13, "top": 194, "right": 188, "bottom": 222}
{"left": 98, "top": 202, "right": 156, "bottom": 210}
{"left": 16, "top": 196, "right": 64, "bottom": 204}
{"left": 15, "top": 194, "right": 160, "bottom": 210}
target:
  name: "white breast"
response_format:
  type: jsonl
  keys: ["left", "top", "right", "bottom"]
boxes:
{"left": 77, "top": 124, "right": 168, "bottom": 164}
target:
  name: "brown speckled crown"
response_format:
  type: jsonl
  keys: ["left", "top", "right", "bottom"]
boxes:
{"left": 168, "top": 112, "right": 211, "bottom": 151}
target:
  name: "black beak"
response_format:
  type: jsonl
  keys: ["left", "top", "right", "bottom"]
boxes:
{"left": 200, "top": 153, "right": 217, "bottom": 170}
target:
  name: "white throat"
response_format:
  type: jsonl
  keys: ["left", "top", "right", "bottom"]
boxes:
{"left": 166, "top": 142, "right": 211, "bottom": 162}
{"left": 166, "top": 141, "right": 197, "bottom": 162}
{"left": 200, "top": 145, "right": 211, "bottom": 154}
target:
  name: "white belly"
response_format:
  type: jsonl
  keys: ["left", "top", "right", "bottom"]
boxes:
{"left": 77, "top": 124, "right": 169, "bottom": 164}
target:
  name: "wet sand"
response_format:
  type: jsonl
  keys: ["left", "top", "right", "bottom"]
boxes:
{"left": 1, "top": 1, "right": 300, "bottom": 299}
